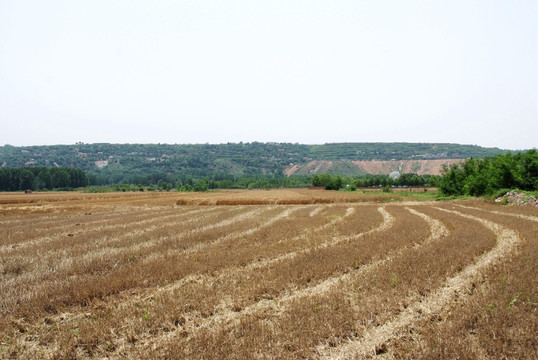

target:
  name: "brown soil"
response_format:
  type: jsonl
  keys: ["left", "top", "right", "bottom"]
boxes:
{"left": 284, "top": 159, "right": 465, "bottom": 176}
{"left": 351, "top": 159, "right": 465, "bottom": 175}
{"left": 1, "top": 191, "right": 536, "bottom": 359}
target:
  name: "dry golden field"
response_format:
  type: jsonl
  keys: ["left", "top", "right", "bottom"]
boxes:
{"left": 0, "top": 190, "right": 536, "bottom": 359}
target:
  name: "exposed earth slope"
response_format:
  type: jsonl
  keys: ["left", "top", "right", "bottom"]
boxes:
{"left": 285, "top": 159, "right": 465, "bottom": 176}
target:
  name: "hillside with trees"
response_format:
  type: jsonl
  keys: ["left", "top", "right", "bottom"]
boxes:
{"left": 0, "top": 142, "right": 512, "bottom": 186}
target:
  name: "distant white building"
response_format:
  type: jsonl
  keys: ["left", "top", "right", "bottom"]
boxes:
{"left": 389, "top": 171, "right": 401, "bottom": 180}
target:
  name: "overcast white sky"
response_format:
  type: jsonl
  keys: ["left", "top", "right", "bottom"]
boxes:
{"left": 0, "top": 0, "right": 536, "bottom": 149}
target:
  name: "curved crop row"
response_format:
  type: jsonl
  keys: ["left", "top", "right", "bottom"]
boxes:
{"left": 0, "top": 197, "right": 535, "bottom": 360}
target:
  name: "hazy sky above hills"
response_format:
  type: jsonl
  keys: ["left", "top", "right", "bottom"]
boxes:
{"left": 1, "top": 0, "right": 536, "bottom": 150}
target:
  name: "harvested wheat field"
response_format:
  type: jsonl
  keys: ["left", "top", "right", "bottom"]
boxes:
{"left": 0, "top": 190, "right": 536, "bottom": 359}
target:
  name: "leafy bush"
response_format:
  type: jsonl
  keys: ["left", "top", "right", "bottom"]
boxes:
{"left": 438, "top": 150, "right": 538, "bottom": 196}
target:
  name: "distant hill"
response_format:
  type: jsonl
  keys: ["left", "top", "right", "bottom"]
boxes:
{"left": 0, "top": 142, "right": 512, "bottom": 182}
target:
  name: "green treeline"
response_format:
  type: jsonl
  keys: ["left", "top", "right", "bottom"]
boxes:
{"left": 312, "top": 173, "right": 436, "bottom": 190}
{"left": 85, "top": 173, "right": 435, "bottom": 193}
{"left": 0, "top": 165, "right": 437, "bottom": 193}
{"left": 0, "top": 167, "right": 89, "bottom": 191}
{"left": 437, "top": 150, "right": 538, "bottom": 196}
{"left": 86, "top": 176, "right": 314, "bottom": 193}
{"left": 180, "top": 176, "right": 312, "bottom": 191}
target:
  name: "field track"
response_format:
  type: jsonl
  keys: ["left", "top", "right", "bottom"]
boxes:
{"left": 0, "top": 190, "right": 536, "bottom": 359}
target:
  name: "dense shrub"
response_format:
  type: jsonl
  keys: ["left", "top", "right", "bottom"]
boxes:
{"left": 438, "top": 150, "right": 537, "bottom": 196}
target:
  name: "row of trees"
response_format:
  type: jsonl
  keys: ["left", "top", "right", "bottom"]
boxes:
{"left": 0, "top": 165, "right": 439, "bottom": 193}
{"left": 160, "top": 176, "right": 311, "bottom": 192}
{"left": 77, "top": 175, "right": 313, "bottom": 192}
{"left": 0, "top": 167, "right": 312, "bottom": 192}
{"left": 131, "top": 173, "right": 433, "bottom": 192}
{"left": 354, "top": 173, "right": 434, "bottom": 188}
{"left": 438, "top": 150, "right": 537, "bottom": 196}
{"left": 312, "top": 173, "right": 437, "bottom": 190}
{"left": 0, "top": 167, "right": 89, "bottom": 191}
